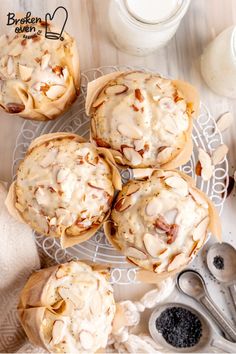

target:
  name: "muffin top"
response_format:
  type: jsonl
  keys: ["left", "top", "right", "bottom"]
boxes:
{"left": 20, "top": 261, "right": 116, "bottom": 353}
{"left": 0, "top": 24, "right": 79, "bottom": 119}
{"left": 107, "top": 170, "right": 210, "bottom": 273}
{"left": 15, "top": 135, "right": 115, "bottom": 241}
{"left": 90, "top": 71, "right": 195, "bottom": 168}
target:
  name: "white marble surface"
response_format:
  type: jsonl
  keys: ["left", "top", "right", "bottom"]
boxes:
{"left": 0, "top": 0, "right": 236, "bottom": 344}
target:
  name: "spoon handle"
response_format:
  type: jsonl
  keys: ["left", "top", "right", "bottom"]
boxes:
{"left": 228, "top": 283, "right": 236, "bottom": 312}
{"left": 200, "top": 295, "right": 236, "bottom": 342}
{"left": 210, "top": 335, "right": 236, "bottom": 353}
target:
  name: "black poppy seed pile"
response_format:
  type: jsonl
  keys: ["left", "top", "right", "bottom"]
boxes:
{"left": 155, "top": 306, "right": 202, "bottom": 348}
{"left": 213, "top": 255, "right": 224, "bottom": 270}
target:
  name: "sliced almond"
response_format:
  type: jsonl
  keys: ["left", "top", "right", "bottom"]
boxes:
{"left": 80, "top": 331, "right": 94, "bottom": 350}
{"left": 51, "top": 320, "right": 66, "bottom": 345}
{"left": 41, "top": 53, "right": 51, "bottom": 70}
{"left": 167, "top": 253, "right": 187, "bottom": 272}
{"left": 201, "top": 164, "right": 214, "bottom": 181}
{"left": 35, "top": 187, "right": 48, "bottom": 206}
{"left": 198, "top": 148, "right": 214, "bottom": 181}
{"left": 189, "top": 187, "right": 207, "bottom": 206}
{"left": 114, "top": 196, "right": 132, "bottom": 212}
{"left": 105, "top": 84, "right": 128, "bottom": 95}
{"left": 134, "top": 139, "right": 144, "bottom": 151}
{"left": 198, "top": 148, "right": 211, "bottom": 168}
{"left": 165, "top": 176, "right": 188, "bottom": 196}
{"left": 157, "top": 147, "right": 174, "bottom": 164}
{"left": 145, "top": 197, "right": 162, "bottom": 217}
{"left": 7, "top": 56, "right": 14, "bottom": 75}
{"left": 216, "top": 112, "right": 233, "bottom": 133}
{"left": 126, "top": 183, "right": 140, "bottom": 196}
{"left": 192, "top": 216, "right": 209, "bottom": 241}
{"left": 90, "top": 292, "right": 102, "bottom": 316}
{"left": 132, "top": 168, "right": 154, "bottom": 180}
{"left": 19, "top": 64, "right": 33, "bottom": 82}
{"left": 57, "top": 168, "right": 70, "bottom": 183}
{"left": 211, "top": 144, "right": 228, "bottom": 165}
{"left": 92, "top": 95, "right": 106, "bottom": 108}
{"left": 6, "top": 102, "right": 25, "bottom": 113}
{"left": 153, "top": 263, "right": 162, "bottom": 273}
{"left": 143, "top": 233, "right": 164, "bottom": 258}
{"left": 117, "top": 123, "right": 143, "bottom": 139}
{"left": 123, "top": 147, "right": 142, "bottom": 166}
{"left": 58, "top": 287, "right": 84, "bottom": 308}
{"left": 40, "top": 148, "right": 58, "bottom": 168}
{"left": 46, "top": 85, "right": 65, "bottom": 100}
{"left": 125, "top": 247, "right": 147, "bottom": 260}
{"left": 55, "top": 266, "right": 66, "bottom": 279}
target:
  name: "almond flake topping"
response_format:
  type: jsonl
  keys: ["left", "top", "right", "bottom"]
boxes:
{"left": 211, "top": 144, "right": 228, "bottom": 166}
{"left": 125, "top": 247, "right": 147, "bottom": 260}
{"left": 51, "top": 320, "right": 66, "bottom": 345}
{"left": 117, "top": 123, "right": 143, "bottom": 139}
{"left": 123, "top": 147, "right": 143, "bottom": 166}
{"left": 19, "top": 64, "right": 33, "bottom": 81}
{"left": 168, "top": 253, "right": 187, "bottom": 272}
{"left": 216, "top": 112, "right": 233, "bottom": 133}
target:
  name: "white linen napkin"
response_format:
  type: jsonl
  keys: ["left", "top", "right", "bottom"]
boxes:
{"left": 0, "top": 182, "right": 40, "bottom": 353}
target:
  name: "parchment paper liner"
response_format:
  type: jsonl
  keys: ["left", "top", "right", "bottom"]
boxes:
{"left": 104, "top": 168, "right": 221, "bottom": 284}
{"left": 1, "top": 25, "right": 80, "bottom": 121}
{"left": 6, "top": 132, "right": 122, "bottom": 249}
{"left": 18, "top": 260, "right": 114, "bottom": 352}
{"left": 86, "top": 71, "right": 200, "bottom": 169}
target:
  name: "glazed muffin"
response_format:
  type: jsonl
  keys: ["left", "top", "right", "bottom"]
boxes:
{"left": 86, "top": 71, "right": 199, "bottom": 168}
{"left": 0, "top": 24, "right": 79, "bottom": 120}
{"left": 105, "top": 169, "right": 221, "bottom": 280}
{"left": 6, "top": 133, "right": 121, "bottom": 248}
{"left": 18, "top": 261, "right": 116, "bottom": 353}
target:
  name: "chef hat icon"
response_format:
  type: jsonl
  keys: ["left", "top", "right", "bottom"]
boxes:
{"left": 45, "top": 6, "right": 68, "bottom": 40}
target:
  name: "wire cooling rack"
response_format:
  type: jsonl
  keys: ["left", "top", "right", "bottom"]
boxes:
{"left": 12, "top": 66, "right": 228, "bottom": 284}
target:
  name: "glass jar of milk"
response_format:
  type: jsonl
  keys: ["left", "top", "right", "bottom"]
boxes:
{"left": 108, "top": 0, "right": 191, "bottom": 56}
{"left": 201, "top": 26, "right": 236, "bottom": 98}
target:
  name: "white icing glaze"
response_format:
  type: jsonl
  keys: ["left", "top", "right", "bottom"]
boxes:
{"left": 43, "top": 261, "right": 115, "bottom": 353}
{"left": 0, "top": 25, "right": 77, "bottom": 111}
{"left": 111, "top": 170, "right": 209, "bottom": 273}
{"left": 91, "top": 72, "right": 190, "bottom": 167}
{"left": 15, "top": 137, "right": 114, "bottom": 238}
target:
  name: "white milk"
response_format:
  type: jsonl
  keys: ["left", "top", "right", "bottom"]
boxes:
{"left": 201, "top": 26, "right": 236, "bottom": 98}
{"left": 108, "top": 0, "right": 191, "bottom": 56}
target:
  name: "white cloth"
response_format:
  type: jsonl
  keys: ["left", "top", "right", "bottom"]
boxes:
{"left": 0, "top": 182, "right": 40, "bottom": 353}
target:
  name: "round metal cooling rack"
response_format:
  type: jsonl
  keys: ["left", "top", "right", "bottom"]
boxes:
{"left": 12, "top": 66, "right": 229, "bottom": 284}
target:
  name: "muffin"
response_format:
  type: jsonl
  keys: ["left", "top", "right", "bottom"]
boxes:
{"left": 18, "top": 261, "right": 116, "bottom": 353}
{"left": 6, "top": 132, "right": 121, "bottom": 248}
{"left": 104, "top": 169, "right": 221, "bottom": 282}
{"left": 86, "top": 71, "right": 199, "bottom": 168}
{"left": 0, "top": 23, "right": 80, "bottom": 120}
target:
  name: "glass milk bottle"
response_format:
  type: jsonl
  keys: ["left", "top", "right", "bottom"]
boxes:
{"left": 108, "top": 0, "right": 191, "bottom": 56}
{"left": 201, "top": 26, "right": 236, "bottom": 98}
